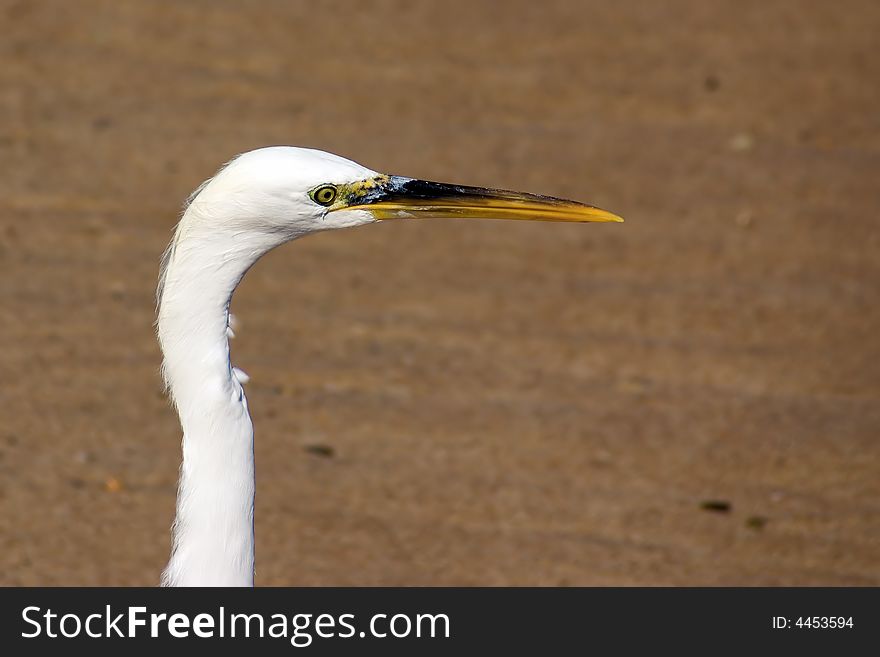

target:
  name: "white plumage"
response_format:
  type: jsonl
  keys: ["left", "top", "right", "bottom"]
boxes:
{"left": 157, "top": 146, "right": 621, "bottom": 586}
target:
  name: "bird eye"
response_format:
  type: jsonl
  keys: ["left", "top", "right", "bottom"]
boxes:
{"left": 311, "top": 185, "right": 338, "bottom": 206}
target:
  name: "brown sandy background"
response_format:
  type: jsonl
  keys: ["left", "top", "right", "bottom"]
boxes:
{"left": 1, "top": 0, "right": 878, "bottom": 585}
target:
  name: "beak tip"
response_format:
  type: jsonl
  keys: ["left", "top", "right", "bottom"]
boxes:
{"left": 596, "top": 210, "right": 624, "bottom": 223}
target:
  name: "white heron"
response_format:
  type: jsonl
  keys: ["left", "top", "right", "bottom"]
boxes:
{"left": 156, "top": 146, "right": 622, "bottom": 586}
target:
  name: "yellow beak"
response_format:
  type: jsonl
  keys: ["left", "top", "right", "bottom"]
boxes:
{"left": 337, "top": 176, "right": 623, "bottom": 224}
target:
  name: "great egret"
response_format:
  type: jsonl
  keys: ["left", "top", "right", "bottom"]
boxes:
{"left": 156, "top": 146, "right": 622, "bottom": 586}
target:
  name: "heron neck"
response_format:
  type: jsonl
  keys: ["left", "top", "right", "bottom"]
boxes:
{"left": 157, "top": 224, "right": 261, "bottom": 587}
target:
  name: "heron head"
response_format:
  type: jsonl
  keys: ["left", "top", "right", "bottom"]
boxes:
{"left": 186, "top": 146, "right": 622, "bottom": 245}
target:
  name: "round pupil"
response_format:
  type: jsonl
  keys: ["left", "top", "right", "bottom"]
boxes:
{"left": 316, "top": 187, "right": 336, "bottom": 204}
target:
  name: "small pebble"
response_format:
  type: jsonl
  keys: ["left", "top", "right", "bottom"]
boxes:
{"left": 304, "top": 444, "right": 335, "bottom": 459}
{"left": 74, "top": 450, "right": 93, "bottom": 464}
{"left": 700, "top": 499, "right": 732, "bottom": 513}
{"left": 105, "top": 476, "right": 123, "bottom": 493}
{"left": 728, "top": 133, "right": 755, "bottom": 153}
{"left": 746, "top": 515, "right": 768, "bottom": 530}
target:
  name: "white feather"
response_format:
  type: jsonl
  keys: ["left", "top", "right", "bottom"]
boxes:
{"left": 157, "top": 147, "right": 378, "bottom": 587}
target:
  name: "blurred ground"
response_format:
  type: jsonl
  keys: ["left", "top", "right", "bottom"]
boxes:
{"left": 0, "top": 0, "right": 878, "bottom": 585}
